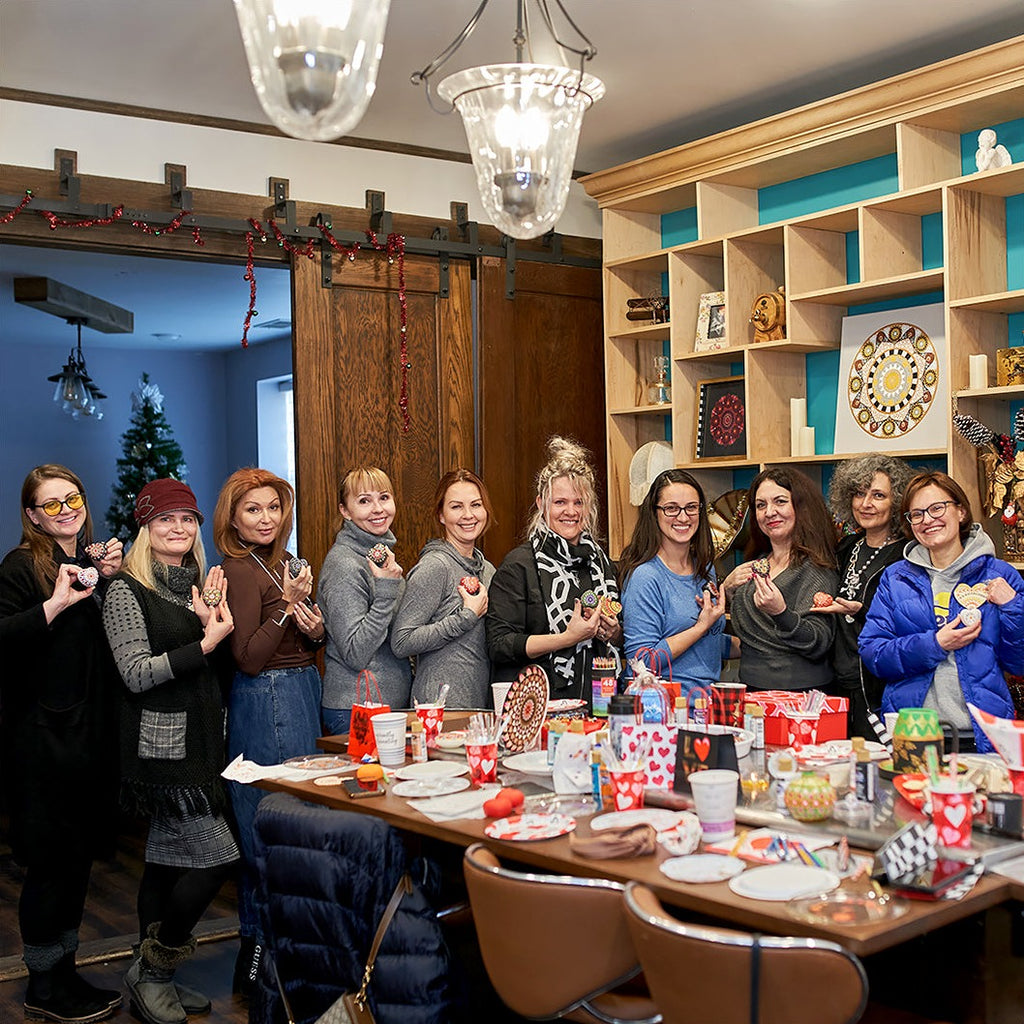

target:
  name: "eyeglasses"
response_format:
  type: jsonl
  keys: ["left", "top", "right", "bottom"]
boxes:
{"left": 32, "top": 492, "right": 86, "bottom": 517}
{"left": 904, "top": 500, "right": 959, "bottom": 525}
{"left": 655, "top": 503, "right": 702, "bottom": 519}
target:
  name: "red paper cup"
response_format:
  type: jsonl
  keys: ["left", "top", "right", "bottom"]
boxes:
{"left": 931, "top": 779, "right": 980, "bottom": 849}
{"left": 465, "top": 742, "right": 498, "bottom": 787}
{"left": 415, "top": 704, "right": 444, "bottom": 747}
{"left": 609, "top": 769, "right": 646, "bottom": 812}
{"left": 783, "top": 711, "right": 819, "bottom": 750}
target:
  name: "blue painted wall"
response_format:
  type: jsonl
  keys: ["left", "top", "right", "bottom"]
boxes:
{"left": 223, "top": 336, "right": 293, "bottom": 474}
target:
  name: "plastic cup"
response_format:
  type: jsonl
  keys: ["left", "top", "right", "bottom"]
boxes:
{"left": 689, "top": 769, "right": 739, "bottom": 842}
{"left": 415, "top": 704, "right": 444, "bottom": 747}
{"left": 492, "top": 682, "right": 513, "bottom": 715}
{"left": 466, "top": 742, "right": 499, "bottom": 787}
{"left": 609, "top": 769, "right": 646, "bottom": 812}
{"left": 370, "top": 712, "right": 408, "bottom": 767}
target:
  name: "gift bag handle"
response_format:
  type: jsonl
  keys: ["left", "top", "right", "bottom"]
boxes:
{"left": 635, "top": 645, "right": 672, "bottom": 682}
{"left": 686, "top": 686, "right": 710, "bottom": 734}
{"left": 357, "top": 669, "right": 384, "bottom": 706}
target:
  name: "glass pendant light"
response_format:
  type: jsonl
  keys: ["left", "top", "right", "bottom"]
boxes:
{"left": 438, "top": 63, "right": 603, "bottom": 239}
{"left": 233, "top": 0, "right": 391, "bottom": 141}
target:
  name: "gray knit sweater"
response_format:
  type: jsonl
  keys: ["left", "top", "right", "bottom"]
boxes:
{"left": 391, "top": 538, "right": 496, "bottom": 707}
{"left": 318, "top": 522, "right": 411, "bottom": 711}
{"left": 730, "top": 559, "right": 839, "bottom": 690}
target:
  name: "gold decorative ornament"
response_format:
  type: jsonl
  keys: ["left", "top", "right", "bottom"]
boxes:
{"left": 749, "top": 285, "right": 786, "bottom": 343}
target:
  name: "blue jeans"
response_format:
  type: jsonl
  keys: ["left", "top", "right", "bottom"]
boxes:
{"left": 321, "top": 706, "right": 352, "bottom": 737}
{"left": 227, "top": 665, "right": 322, "bottom": 939}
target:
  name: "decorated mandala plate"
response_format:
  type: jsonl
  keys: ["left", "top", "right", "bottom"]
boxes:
{"left": 502, "top": 666, "right": 550, "bottom": 753}
{"left": 484, "top": 813, "right": 577, "bottom": 841}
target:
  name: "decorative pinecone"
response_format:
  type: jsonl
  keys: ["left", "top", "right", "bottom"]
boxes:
{"left": 953, "top": 413, "right": 994, "bottom": 448}
{"left": 77, "top": 566, "right": 99, "bottom": 588}
{"left": 288, "top": 557, "right": 309, "bottom": 577}
{"left": 85, "top": 541, "right": 108, "bottom": 561}
{"left": 367, "top": 543, "right": 389, "bottom": 567}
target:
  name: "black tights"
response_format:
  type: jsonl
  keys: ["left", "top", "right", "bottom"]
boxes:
{"left": 19, "top": 858, "right": 92, "bottom": 947}
{"left": 137, "top": 862, "right": 233, "bottom": 948}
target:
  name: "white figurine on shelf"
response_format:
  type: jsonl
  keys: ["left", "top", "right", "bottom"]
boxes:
{"left": 975, "top": 128, "right": 1012, "bottom": 172}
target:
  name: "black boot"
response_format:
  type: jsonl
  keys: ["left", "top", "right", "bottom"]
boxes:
{"left": 125, "top": 923, "right": 194, "bottom": 1024}
{"left": 53, "top": 952, "right": 122, "bottom": 1015}
{"left": 232, "top": 935, "right": 263, "bottom": 998}
{"left": 24, "top": 966, "right": 116, "bottom": 1024}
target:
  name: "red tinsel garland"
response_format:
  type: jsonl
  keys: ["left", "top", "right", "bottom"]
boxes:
{"left": 0, "top": 190, "right": 411, "bottom": 432}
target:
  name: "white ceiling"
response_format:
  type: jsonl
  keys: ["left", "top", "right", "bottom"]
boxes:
{"left": 2, "top": 0, "right": 1023, "bottom": 351}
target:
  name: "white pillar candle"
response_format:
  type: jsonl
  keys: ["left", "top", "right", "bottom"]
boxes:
{"left": 790, "top": 398, "right": 807, "bottom": 456}
{"left": 968, "top": 354, "right": 989, "bottom": 390}
{"left": 799, "top": 426, "right": 816, "bottom": 457}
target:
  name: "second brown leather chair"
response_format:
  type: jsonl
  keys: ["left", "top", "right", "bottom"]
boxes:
{"left": 463, "top": 843, "right": 661, "bottom": 1024}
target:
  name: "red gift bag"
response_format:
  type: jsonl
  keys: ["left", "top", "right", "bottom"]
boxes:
{"left": 347, "top": 670, "right": 391, "bottom": 760}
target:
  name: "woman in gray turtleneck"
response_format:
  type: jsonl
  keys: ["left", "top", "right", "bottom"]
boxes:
{"left": 317, "top": 466, "right": 411, "bottom": 735}
{"left": 392, "top": 469, "right": 496, "bottom": 708}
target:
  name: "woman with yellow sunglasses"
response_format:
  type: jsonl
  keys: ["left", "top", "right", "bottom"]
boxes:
{"left": 0, "top": 464, "right": 123, "bottom": 1023}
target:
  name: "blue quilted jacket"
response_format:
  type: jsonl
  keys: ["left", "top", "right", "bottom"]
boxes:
{"left": 251, "top": 792, "right": 451, "bottom": 1024}
{"left": 859, "top": 529, "right": 1024, "bottom": 753}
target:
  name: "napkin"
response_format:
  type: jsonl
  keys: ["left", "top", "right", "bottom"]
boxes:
{"left": 220, "top": 753, "right": 357, "bottom": 784}
{"left": 569, "top": 824, "right": 657, "bottom": 859}
{"left": 409, "top": 786, "right": 500, "bottom": 823}
{"left": 553, "top": 732, "right": 594, "bottom": 794}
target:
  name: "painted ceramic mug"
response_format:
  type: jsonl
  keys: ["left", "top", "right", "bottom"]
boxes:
{"left": 892, "top": 707, "right": 955, "bottom": 775}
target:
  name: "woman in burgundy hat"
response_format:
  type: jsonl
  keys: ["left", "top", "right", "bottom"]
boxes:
{"left": 102, "top": 479, "right": 237, "bottom": 1024}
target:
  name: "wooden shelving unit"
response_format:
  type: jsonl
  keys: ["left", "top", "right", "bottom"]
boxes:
{"left": 584, "top": 36, "right": 1024, "bottom": 557}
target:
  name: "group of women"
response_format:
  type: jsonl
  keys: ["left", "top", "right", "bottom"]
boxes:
{"left": 2, "top": 438, "right": 1023, "bottom": 1024}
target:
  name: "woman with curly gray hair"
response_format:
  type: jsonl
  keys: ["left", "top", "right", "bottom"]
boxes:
{"left": 823, "top": 454, "right": 914, "bottom": 737}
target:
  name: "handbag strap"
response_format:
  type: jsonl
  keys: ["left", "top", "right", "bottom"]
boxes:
{"left": 352, "top": 873, "right": 413, "bottom": 1010}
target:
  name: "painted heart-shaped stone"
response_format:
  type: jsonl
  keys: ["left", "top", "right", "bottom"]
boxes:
{"left": 953, "top": 582, "right": 988, "bottom": 609}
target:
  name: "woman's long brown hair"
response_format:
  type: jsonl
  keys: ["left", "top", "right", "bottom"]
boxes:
{"left": 18, "top": 464, "right": 94, "bottom": 591}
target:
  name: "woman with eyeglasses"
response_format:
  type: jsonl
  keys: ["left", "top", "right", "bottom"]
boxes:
{"left": 823, "top": 454, "right": 915, "bottom": 739}
{"left": 723, "top": 467, "right": 838, "bottom": 691}
{"left": 0, "top": 466, "right": 123, "bottom": 1023}
{"left": 618, "top": 470, "right": 733, "bottom": 689}
{"left": 860, "top": 471, "right": 1024, "bottom": 752}
{"left": 102, "top": 479, "right": 238, "bottom": 1023}
{"left": 487, "top": 436, "right": 621, "bottom": 702}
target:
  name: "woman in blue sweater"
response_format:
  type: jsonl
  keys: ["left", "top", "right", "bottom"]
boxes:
{"left": 619, "top": 470, "right": 733, "bottom": 689}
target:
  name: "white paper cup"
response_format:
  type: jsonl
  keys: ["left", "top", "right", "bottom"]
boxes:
{"left": 492, "top": 681, "right": 513, "bottom": 714}
{"left": 371, "top": 712, "right": 408, "bottom": 767}
{"left": 884, "top": 712, "right": 899, "bottom": 738}
{"left": 689, "top": 769, "right": 739, "bottom": 842}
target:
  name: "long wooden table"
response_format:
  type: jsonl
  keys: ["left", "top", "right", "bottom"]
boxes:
{"left": 257, "top": 763, "right": 1018, "bottom": 959}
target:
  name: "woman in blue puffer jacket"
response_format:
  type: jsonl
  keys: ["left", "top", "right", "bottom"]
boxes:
{"left": 859, "top": 472, "right": 1024, "bottom": 753}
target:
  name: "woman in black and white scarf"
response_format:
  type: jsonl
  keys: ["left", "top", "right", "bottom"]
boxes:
{"left": 486, "top": 436, "right": 622, "bottom": 701}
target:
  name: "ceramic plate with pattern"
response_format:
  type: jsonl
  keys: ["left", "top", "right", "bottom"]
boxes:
{"left": 502, "top": 666, "right": 550, "bottom": 753}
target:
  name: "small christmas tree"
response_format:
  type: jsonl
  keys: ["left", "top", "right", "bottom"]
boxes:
{"left": 106, "top": 374, "right": 189, "bottom": 539}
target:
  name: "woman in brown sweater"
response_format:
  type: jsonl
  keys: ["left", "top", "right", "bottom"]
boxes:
{"left": 213, "top": 468, "right": 325, "bottom": 993}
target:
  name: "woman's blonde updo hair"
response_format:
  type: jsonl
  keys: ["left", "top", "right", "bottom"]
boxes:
{"left": 527, "top": 436, "right": 599, "bottom": 540}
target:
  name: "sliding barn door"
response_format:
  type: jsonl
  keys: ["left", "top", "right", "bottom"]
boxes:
{"left": 292, "top": 253, "right": 474, "bottom": 577}
{"left": 479, "top": 257, "right": 605, "bottom": 564}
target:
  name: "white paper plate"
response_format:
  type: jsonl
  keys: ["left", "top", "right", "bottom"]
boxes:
{"left": 391, "top": 777, "right": 470, "bottom": 799}
{"left": 728, "top": 864, "right": 840, "bottom": 902}
{"left": 503, "top": 751, "right": 553, "bottom": 775}
{"left": 434, "top": 731, "right": 466, "bottom": 750}
{"left": 591, "top": 809, "right": 689, "bottom": 832}
{"left": 660, "top": 854, "right": 746, "bottom": 884}
{"left": 393, "top": 761, "right": 469, "bottom": 781}
{"left": 484, "top": 813, "right": 576, "bottom": 841}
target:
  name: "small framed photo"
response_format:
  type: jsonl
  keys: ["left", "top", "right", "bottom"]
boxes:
{"left": 695, "top": 291, "right": 727, "bottom": 352}
{"left": 695, "top": 376, "right": 747, "bottom": 460}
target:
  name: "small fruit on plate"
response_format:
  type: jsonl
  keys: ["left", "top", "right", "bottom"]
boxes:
{"left": 356, "top": 763, "right": 385, "bottom": 790}
{"left": 812, "top": 592, "right": 833, "bottom": 608}
{"left": 460, "top": 575, "right": 481, "bottom": 595}
{"left": 483, "top": 795, "right": 514, "bottom": 818}
{"left": 498, "top": 787, "right": 525, "bottom": 809}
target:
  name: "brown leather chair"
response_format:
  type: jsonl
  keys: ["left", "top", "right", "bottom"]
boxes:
{"left": 623, "top": 882, "right": 868, "bottom": 1024}
{"left": 462, "top": 843, "right": 661, "bottom": 1023}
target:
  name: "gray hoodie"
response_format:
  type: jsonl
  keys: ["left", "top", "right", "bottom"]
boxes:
{"left": 904, "top": 523, "right": 995, "bottom": 731}
{"left": 391, "top": 538, "right": 496, "bottom": 707}
{"left": 318, "top": 521, "right": 411, "bottom": 711}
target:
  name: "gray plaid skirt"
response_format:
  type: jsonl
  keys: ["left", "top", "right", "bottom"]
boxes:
{"left": 146, "top": 794, "right": 240, "bottom": 869}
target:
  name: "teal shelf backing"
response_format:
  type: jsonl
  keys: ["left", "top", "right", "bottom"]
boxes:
{"left": 759, "top": 155, "right": 897, "bottom": 224}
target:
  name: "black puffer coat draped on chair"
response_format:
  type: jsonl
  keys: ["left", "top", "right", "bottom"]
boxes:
{"left": 251, "top": 792, "right": 452, "bottom": 1024}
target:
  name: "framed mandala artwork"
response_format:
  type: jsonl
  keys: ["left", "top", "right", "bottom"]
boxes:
{"left": 695, "top": 376, "right": 747, "bottom": 460}
{"left": 834, "top": 304, "right": 948, "bottom": 455}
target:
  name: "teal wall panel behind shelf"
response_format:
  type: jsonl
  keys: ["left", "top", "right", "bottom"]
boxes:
{"left": 758, "top": 155, "right": 898, "bottom": 224}
{"left": 662, "top": 207, "right": 698, "bottom": 248}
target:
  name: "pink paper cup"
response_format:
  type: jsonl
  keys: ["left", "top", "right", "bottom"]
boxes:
{"left": 415, "top": 704, "right": 444, "bottom": 747}
{"left": 609, "top": 769, "right": 646, "bottom": 812}
{"left": 465, "top": 742, "right": 499, "bottom": 787}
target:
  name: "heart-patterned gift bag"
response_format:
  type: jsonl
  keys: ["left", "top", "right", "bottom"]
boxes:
{"left": 672, "top": 690, "right": 739, "bottom": 793}
{"left": 619, "top": 722, "right": 678, "bottom": 790}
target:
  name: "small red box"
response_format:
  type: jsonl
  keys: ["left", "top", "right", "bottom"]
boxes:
{"left": 745, "top": 691, "right": 848, "bottom": 746}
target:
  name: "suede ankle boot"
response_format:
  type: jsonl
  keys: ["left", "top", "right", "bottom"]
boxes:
{"left": 128, "top": 942, "right": 211, "bottom": 1016}
{"left": 124, "top": 923, "right": 195, "bottom": 1024}
{"left": 24, "top": 966, "right": 116, "bottom": 1024}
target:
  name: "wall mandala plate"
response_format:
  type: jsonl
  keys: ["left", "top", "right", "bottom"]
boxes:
{"left": 835, "top": 305, "right": 947, "bottom": 454}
